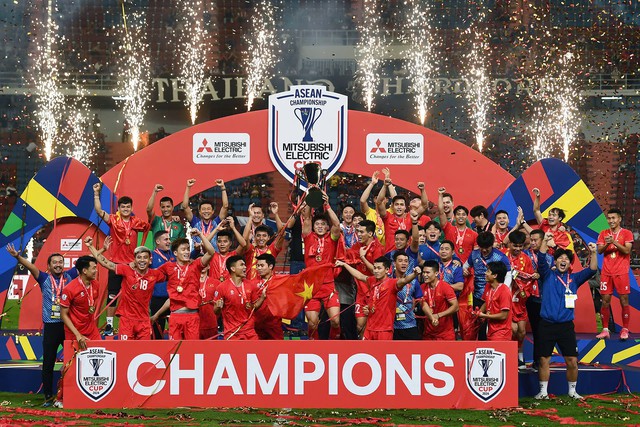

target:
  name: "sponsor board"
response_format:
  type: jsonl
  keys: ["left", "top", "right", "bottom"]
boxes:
{"left": 193, "top": 133, "right": 250, "bottom": 164}
{"left": 268, "top": 85, "right": 348, "bottom": 185}
{"left": 7, "top": 275, "right": 28, "bottom": 300}
{"left": 366, "top": 134, "right": 424, "bottom": 165}
{"left": 64, "top": 341, "right": 517, "bottom": 409}
{"left": 61, "top": 238, "right": 83, "bottom": 252}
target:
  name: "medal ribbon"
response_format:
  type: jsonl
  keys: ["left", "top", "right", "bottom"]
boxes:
{"left": 217, "top": 253, "right": 231, "bottom": 280}
{"left": 154, "top": 249, "right": 169, "bottom": 262}
{"left": 201, "top": 220, "right": 214, "bottom": 236}
{"left": 425, "top": 284, "right": 436, "bottom": 309}
{"left": 122, "top": 218, "right": 132, "bottom": 242}
{"left": 558, "top": 273, "right": 572, "bottom": 293}
{"left": 49, "top": 274, "right": 65, "bottom": 302}
{"left": 455, "top": 227, "right": 467, "bottom": 248}
{"left": 85, "top": 283, "right": 95, "bottom": 312}
{"left": 316, "top": 235, "right": 325, "bottom": 257}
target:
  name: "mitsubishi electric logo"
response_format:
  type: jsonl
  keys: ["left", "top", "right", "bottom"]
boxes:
{"left": 370, "top": 139, "right": 386, "bottom": 153}
{"left": 196, "top": 140, "right": 213, "bottom": 153}
{"left": 366, "top": 133, "right": 424, "bottom": 165}
{"left": 192, "top": 133, "right": 250, "bottom": 164}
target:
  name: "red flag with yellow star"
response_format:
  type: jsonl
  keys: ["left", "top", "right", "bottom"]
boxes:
{"left": 264, "top": 265, "right": 332, "bottom": 319}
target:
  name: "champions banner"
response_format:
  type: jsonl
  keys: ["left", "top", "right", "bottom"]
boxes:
{"left": 63, "top": 340, "right": 518, "bottom": 409}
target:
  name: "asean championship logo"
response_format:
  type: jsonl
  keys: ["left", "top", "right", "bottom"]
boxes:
{"left": 268, "top": 85, "right": 348, "bottom": 185}
{"left": 465, "top": 348, "right": 506, "bottom": 402}
{"left": 76, "top": 347, "right": 116, "bottom": 402}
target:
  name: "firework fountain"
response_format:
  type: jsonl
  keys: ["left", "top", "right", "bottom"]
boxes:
{"left": 117, "top": 9, "right": 150, "bottom": 152}
{"left": 178, "top": 0, "right": 209, "bottom": 124}
{"left": 244, "top": 0, "right": 279, "bottom": 111}
{"left": 463, "top": 25, "right": 493, "bottom": 152}
{"left": 404, "top": 0, "right": 438, "bottom": 125}
{"left": 355, "top": 0, "right": 383, "bottom": 111}
{"left": 30, "top": 0, "right": 64, "bottom": 161}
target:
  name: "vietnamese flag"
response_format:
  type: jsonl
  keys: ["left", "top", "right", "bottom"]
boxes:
{"left": 265, "top": 265, "right": 332, "bottom": 319}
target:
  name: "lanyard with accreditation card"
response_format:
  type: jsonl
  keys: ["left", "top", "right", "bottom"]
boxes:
{"left": 558, "top": 274, "right": 577, "bottom": 309}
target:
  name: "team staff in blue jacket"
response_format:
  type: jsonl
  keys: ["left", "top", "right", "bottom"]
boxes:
{"left": 534, "top": 233, "right": 597, "bottom": 400}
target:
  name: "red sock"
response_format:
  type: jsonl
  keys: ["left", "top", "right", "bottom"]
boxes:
{"left": 601, "top": 307, "right": 611, "bottom": 329}
{"left": 622, "top": 305, "right": 630, "bottom": 329}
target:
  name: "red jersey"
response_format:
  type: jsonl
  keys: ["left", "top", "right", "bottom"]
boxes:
{"left": 244, "top": 243, "right": 281, "bottom": 281}
{"left": 198, "top": 275, "right": 219, "bottom": 331}
{"left": 506, "top": 251, "right": 534, "bottom": 292}
{"left": 60, "top": 277, "right": 99, "bottom": 338}
{"left": 443, "top": 222, "right": 477, "bottom": 263}
{"left": 107, "top": 214, "right": 150, "bottom": 263}
{"left": 157, "top": 261, "right": 206, "bottom": 311}
{"left": 382, "top": 213, "right": 413, "bottom": 253}
{"left": 214, "top": 278, "right": 259, "bottom": 339}
{"left": 208, "top": 251, "right": 237, "bottom": 283}
{"left": 418, "top": 214, "right": 432, "bottom": 228}
{"left": 115, "top": 264, "right": 165, "bottom": 320}
{"left": 365, "top": 276, "right": 400, "bottom": 332}
{"left": 304, "top": 233, "right": 338, "bottom": 267}
{"left": 539, "top": 219, "right": 573, "bottom": 253}
{"left": 493, "top": 229, "right": 509, "bottom": 250}
{"left": 348, "top": 239, "right": 385, "bottom": 275}
{"left": 482, "top": 283, "right": 512, "bottom": 340}
{"left": 597, "top": 228, "right": 634, "bottom": 276}
{"left": 422, "top": 280, "right": 457, "bottom": 340}
{"left": 253, "top": 276, "right": 278, "bottom": 324}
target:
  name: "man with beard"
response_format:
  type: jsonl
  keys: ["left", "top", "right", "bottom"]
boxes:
{"left": 146, "top": 184, "right": 185, "bottom": 244}
{"left": 534, "top": 237, "right": 597, "bottom": 400}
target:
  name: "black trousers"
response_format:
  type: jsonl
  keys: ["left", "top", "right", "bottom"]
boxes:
{"left": 473, "top": 296, "right": 487, "bottom": 341}
{"left": 150, "top": 296, "right": 169, "bottom": 339}
{"left": 526, "top": 299, "right": 542, "bottom": 364}
{"left": 42, "top": 322, "right": 65, "bottom": 398}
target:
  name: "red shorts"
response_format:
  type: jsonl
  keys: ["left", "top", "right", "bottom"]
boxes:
{"left": 199, "top": 328, "right": 218, "bottom": 339}
{"left": 65, "top": 328, "right": 101, "bottom": 342}
{"left": 169, "top": 312, "right": 200, "bottom": 340}
{"left": 600, "top": 274, "right": 630, "bottom": 295}
{"left": 487, "top": 328, "right": 512, "bottom": 341}
{"left": 511, "top": 300, "right": 528, "bottom": 323}
{"left": 226, "top": 329, "right": 259, "bottom": 340}
{"left": 255, "top": 319, "right": 283, "bottom": 340}
{"left": 304, "top": 283, "right": 340, "bottom": 312}
{"left": 119, "top": 318, "right": 151, "bottom": 340}
{"left": 423, "top": 325, "right": 455, "bottom": 341}
{"left": 363, "top": 330, "right": 393, "bottom": 340}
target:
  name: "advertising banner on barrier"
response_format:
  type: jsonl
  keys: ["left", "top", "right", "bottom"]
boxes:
{"left": 63, "top": 340, "right": 518, "bottom": 409}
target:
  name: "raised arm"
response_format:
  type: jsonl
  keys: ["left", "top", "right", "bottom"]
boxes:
{"left": 588, "top": 242, "right": 598, "bottom": 271}
{"left": 301, "top": 204, "right": 312, "bottom": 237}
{"left": 196, "top": 229, "right": 216, "bottom": 266}
{"left": 383, "top": 167, "right": 397, "bottom": 199}
{"left": 181, "top": 179, "right": 196, "bottom": 222}
{"left": 215, "top": 179, "right": 229, "bottom": 220}
{"left": 532, "top": 188, "right": 543, "bottom": 224}
{"left": 6, "top": 243, "right": 40, "bottom": 277}
{"left": 360, "top": 171, "right": 379, "bottom": 214}
{"left": 229, "top": 217, "right": 248, "bottom": 255}
{"left": 397, "top": 266, "right": 421, "bottom": 287}
{"left": 146, "top": 184, "right": 163, "bottom": 222}
{"left": 323, "top": 193, "right": 342, "bottom": 240}
{"left": 416, "top": 181, "right": 428, "bottom": 216}
{"left": 84, "top": 237, "right": 116, "bottom": 271}
{"left": 335, "top": 259, "right": 369, "bottom": 282}
{"left": 409, "top": 210, "right": 420, "bottom": 253}
{"left": 270, "top": 202, "right": 284, "bottom": 232}
{"left": 376, "top": 178, "right": 390, "bottom": 218}
{"left": 437, "top": 187, "right": 448, "bottom": 225}
{"left": 93, "top": 183, "right": 109, "bottom": 224}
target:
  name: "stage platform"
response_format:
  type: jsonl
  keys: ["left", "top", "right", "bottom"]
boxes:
{"left": 1, "top": 333, "right": 638, "bottom": 399}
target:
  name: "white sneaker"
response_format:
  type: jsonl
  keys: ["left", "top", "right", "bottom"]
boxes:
{"left": 568, "top": 392, "right": 583, "bottom": 400}
{"left": 53, "top": 400, "right": 63, "bottom": 408}
{"left": 534, "top": 391, "right": 549, "bottom": 400}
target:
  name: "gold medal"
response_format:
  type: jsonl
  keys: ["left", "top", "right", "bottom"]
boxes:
{"left": 125, "top": 238, "right": 131, "bottom": 245}
{"left": 458, "top": 247, "right": 464, "bottom": 254}
{"left": 132, "top": 285, "right": 137, "bottom": 290}
{"left": 219, "top": 276, "right": 225, "bottom": 282}
{"left": 88, "top": 306, "right": 96, "bottom": 314}
{"left": 521, "top": 291, "right": 526, "bottom": 298}
{"left": 176, "top": 286, "right": 183, "bottom": 293}
{"left": 316, "top": 255, "right": 322, "bottom": 262}
{"left": 611, "top": 253, "right": 616, "bottom": 258}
